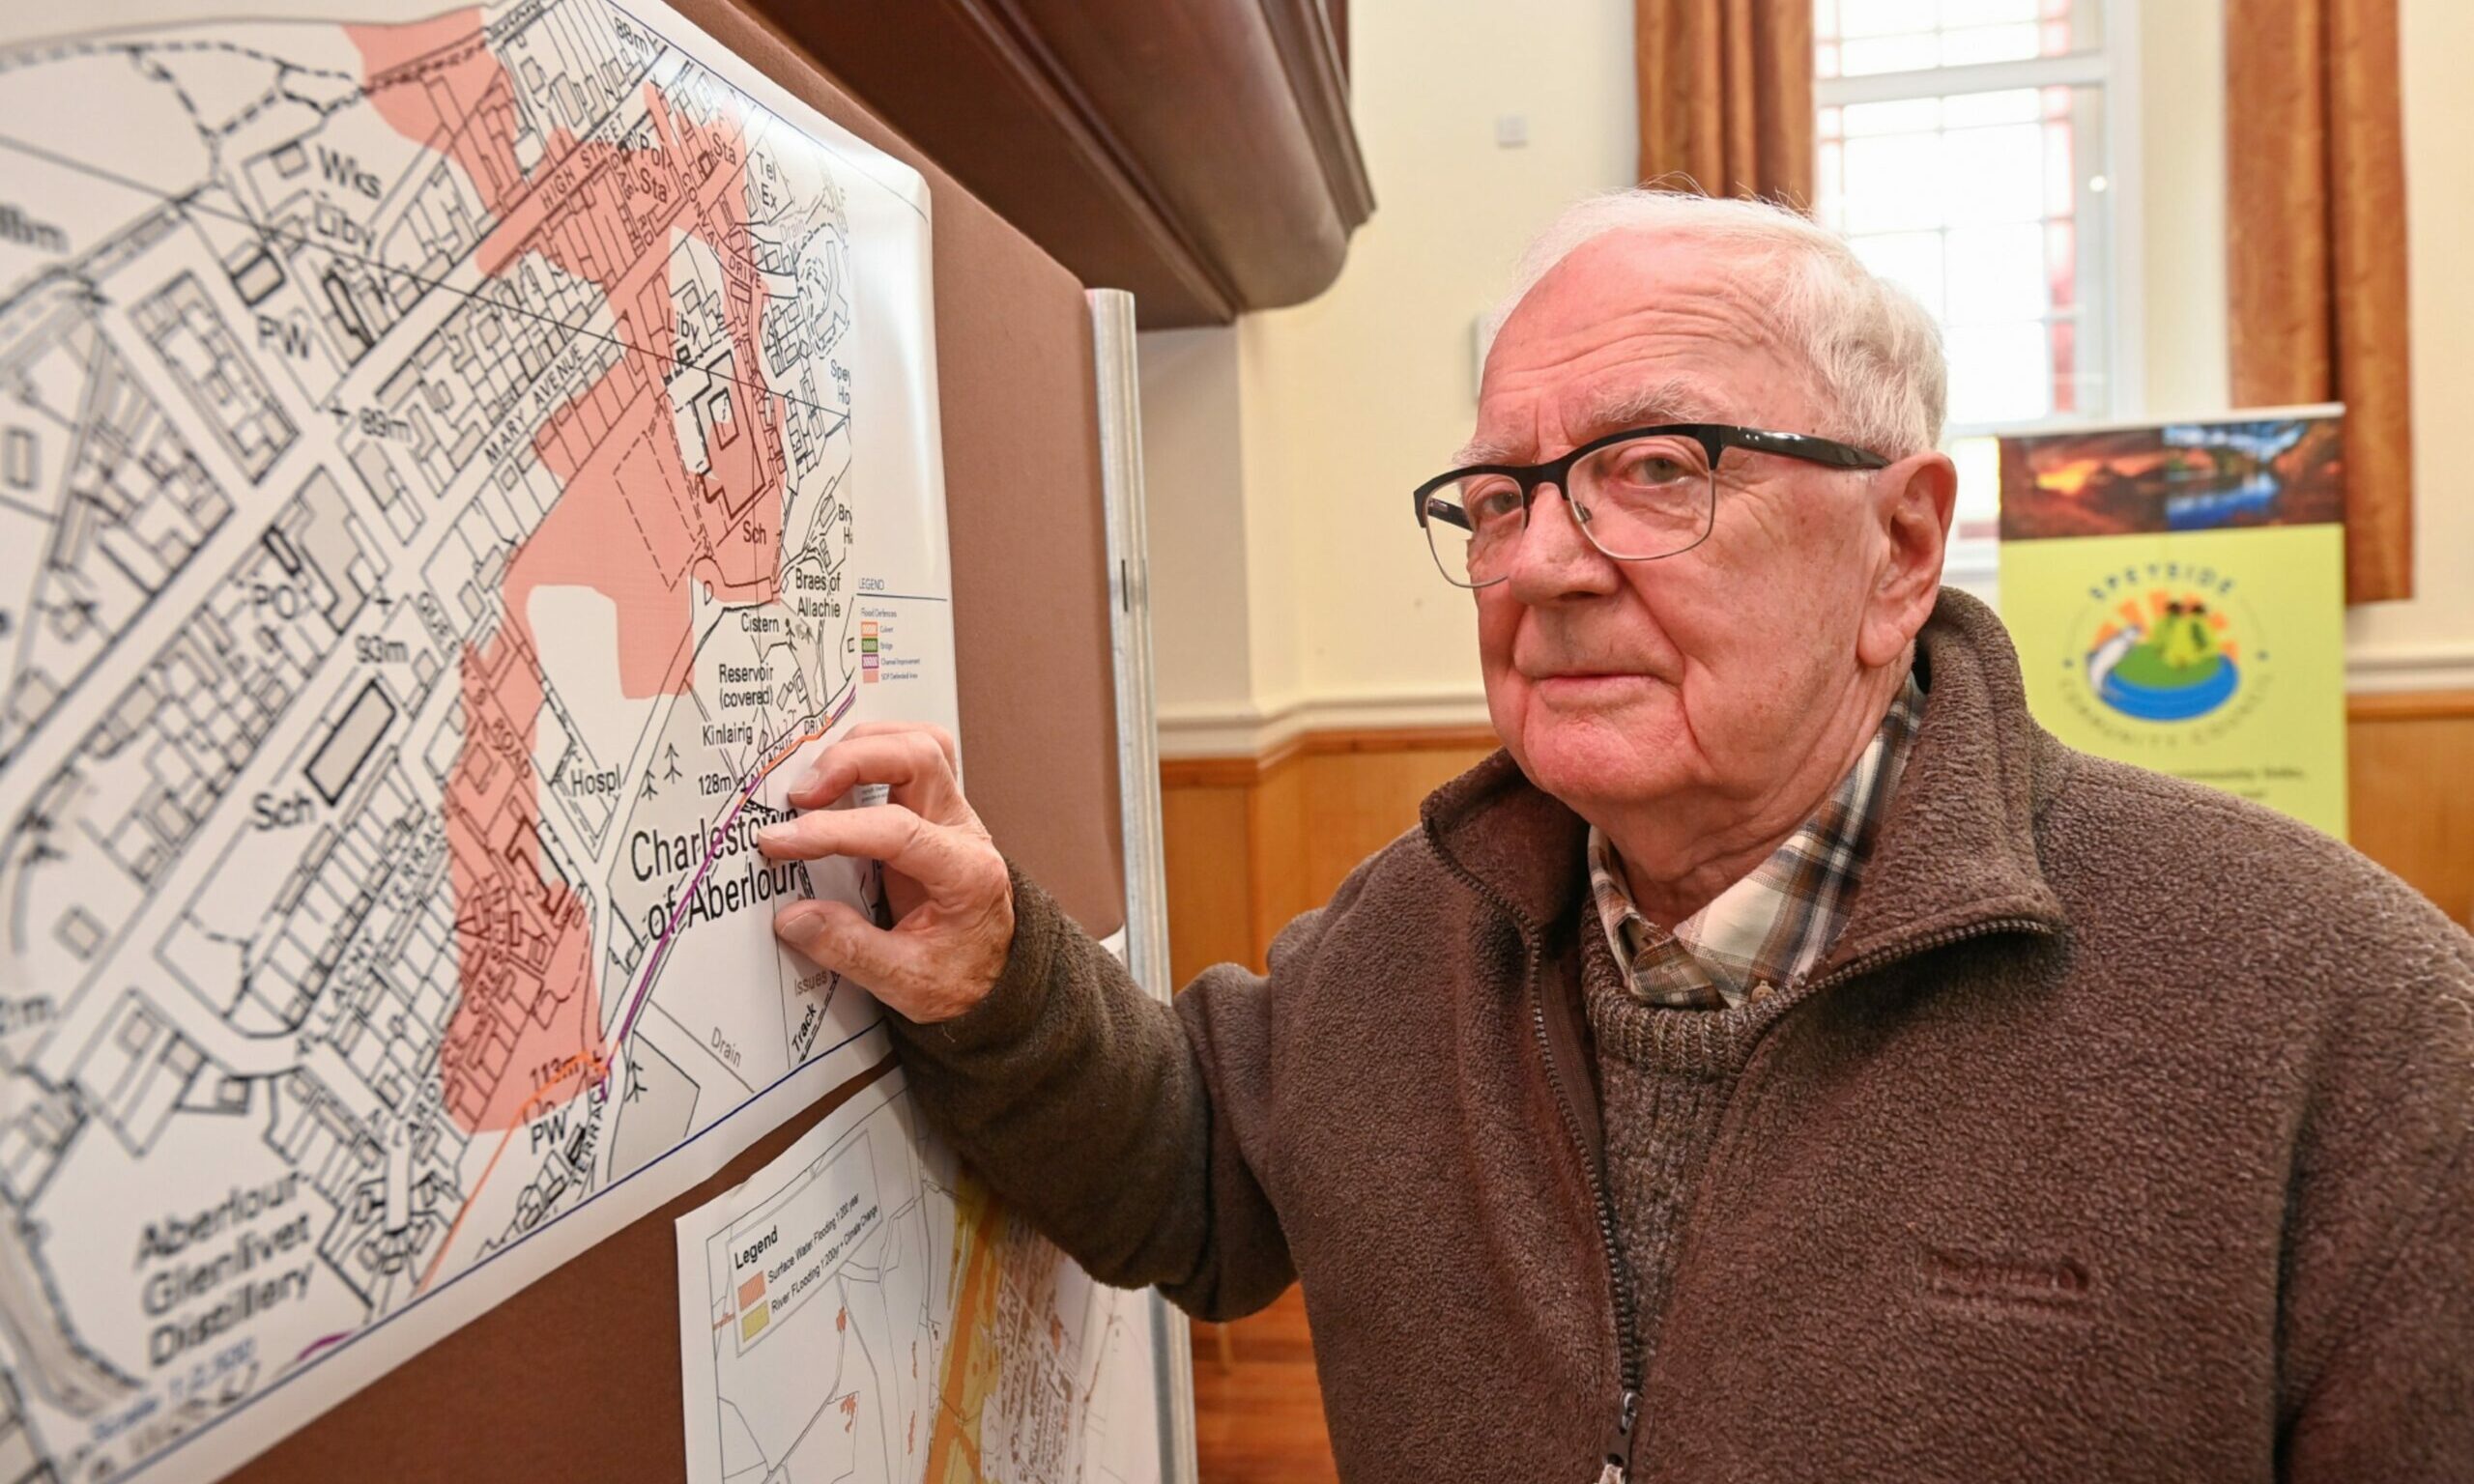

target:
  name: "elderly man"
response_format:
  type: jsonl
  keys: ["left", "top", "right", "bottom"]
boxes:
{"left": 755, "top": 191, "right": 2474, "bottom": 1482}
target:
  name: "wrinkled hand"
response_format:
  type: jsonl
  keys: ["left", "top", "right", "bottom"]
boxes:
{"left": 757, "top": 722, "right": 1013, "bottom": 1023}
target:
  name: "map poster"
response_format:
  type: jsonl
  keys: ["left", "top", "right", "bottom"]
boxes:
{"left": 1996, "top": 407, "right": 2348, "bottom": 838}
{"left": 0, "top": 0, "right": 958, "bottom": 1479}
{"left": 675, "top": 1069, "right": 1164, "bottom": 1484}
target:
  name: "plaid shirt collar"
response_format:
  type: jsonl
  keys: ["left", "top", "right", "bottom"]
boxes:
{"left": 1587, "top": 672, "right": 1924, "bottom": 1010}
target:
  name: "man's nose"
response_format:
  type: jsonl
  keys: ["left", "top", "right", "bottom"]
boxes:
{"left": 1505, "top": 482, "right": 1619, "bottom": 601}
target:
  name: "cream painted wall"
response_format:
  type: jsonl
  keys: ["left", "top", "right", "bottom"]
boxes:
{"left": 1143, "top": 0, "right": 1636, "bottom": 748}
{"left": 1136, "top": 326, "right": 1254, "bottom": 714}
{"left": 1141, "top": 0, "right": 2474, "bottom": 752}
{"left": 2137, "top": 0, "right": 2229, "bottom": 417}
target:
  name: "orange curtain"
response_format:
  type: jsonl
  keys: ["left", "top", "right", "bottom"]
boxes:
{"left": 1635, "top": 0, "right": 1814, "bottom": 204}
{"left": 2226, "top": 0, "right": 2414, "bottom": 604}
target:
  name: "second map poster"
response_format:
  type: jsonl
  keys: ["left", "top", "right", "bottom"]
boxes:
{"left": 676, "top": 1070, "right": 1165, "bottom": 1484}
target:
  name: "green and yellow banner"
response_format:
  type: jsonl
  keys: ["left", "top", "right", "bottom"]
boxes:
{"left": 1996, "top": 408, "right": 2348, "bottom": 839}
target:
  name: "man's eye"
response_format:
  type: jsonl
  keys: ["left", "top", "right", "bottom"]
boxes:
{"left": 1614, "top": 454, "right": 1693, "bottom": 486}
{"left": 1467, "top": 486, "right": 1524, "bottom": 523}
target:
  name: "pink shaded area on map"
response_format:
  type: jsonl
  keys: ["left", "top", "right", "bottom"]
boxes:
{"left": 349, "top": 14, "right": 791, "bottom": 1134}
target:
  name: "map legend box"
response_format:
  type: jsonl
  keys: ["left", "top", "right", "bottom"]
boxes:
{"left": 721, "top": 1140, "right": 880, "bottom": 1358}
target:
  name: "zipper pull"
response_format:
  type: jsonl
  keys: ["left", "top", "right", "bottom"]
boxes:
{"left": 1595, "top": 1388, "right": 1639, "bottom": 1483}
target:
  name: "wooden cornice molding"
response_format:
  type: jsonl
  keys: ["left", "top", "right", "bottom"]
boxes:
{"left": 1256, "top": 0, "right": 1376, "bottom": 241}
{"left": 759, "top": 0, "right": 1374, "bottom": 328}
{"left": 926, "top": 0, "right": 1243, "bottom": 322}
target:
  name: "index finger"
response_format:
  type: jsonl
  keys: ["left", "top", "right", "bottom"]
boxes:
{"left": 755, "top": 803, "right": 985, "bottom": 900}
{"left": 842, "top": 720, "right": 959, "bottom": 774}
{"left": 786, "top": 728, "right": 960, "bottom": 817}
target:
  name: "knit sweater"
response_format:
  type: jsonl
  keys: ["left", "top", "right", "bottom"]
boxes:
{"left": 885, "top": 589, "right": 2474, "bottom": 1483}
{"left": 1585, "top": 927, "right": 1759, "bottom": 1398}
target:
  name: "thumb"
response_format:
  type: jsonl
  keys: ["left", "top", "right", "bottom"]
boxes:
{"left": 773, "top": 899, "right": 910, "bottom": 994}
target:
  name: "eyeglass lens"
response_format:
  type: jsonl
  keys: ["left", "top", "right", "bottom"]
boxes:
{"left": 1423, "top": 433, "right": 1717, "bottom": 587}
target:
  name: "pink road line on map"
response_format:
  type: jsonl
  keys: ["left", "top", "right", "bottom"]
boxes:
{"left": 291, "top": 1331, "right": 352, "bottom": 1368}
{"left": 604, "top": 687, "right": 859, "bottom": 1078}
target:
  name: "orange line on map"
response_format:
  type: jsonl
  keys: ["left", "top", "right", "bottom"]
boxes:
{"left": 923, "top": 1184, "right": 1002, "bottom": 1482}
{"left": 417, "top": 1049, "right": 607, "bottom": 1294}
{"left": 757, "top": 720, "right": 839, "bottom": 781}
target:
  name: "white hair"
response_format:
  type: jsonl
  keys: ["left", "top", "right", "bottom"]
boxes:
{"left": 1486, "top": 188, "right": 1948, "bottom": 457}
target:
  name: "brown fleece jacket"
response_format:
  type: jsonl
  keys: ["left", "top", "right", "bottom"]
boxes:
{"left": 886, "top": 590, "right": 2474, "bottom": 1483}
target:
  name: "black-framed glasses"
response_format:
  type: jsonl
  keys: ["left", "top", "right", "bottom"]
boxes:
{"left": 1411, "top": 422, "right": 1890, "bottom": 588}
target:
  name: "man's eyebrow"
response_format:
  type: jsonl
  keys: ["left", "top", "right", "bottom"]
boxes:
{"left": 1573, "top": 378, "right": 1719, "bottom": 438}
{"left": 1451, "top": 378, "right": 1720, "bottom": 468}
{"left": 1451, "top": 431, "right": 1522, "bottom": 467}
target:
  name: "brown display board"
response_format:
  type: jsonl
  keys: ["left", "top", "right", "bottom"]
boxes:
{"left": 239, "top": 2, "right": 1125, "bottom": 1476}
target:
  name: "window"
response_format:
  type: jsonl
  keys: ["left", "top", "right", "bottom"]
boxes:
{"left": 1813, "top": 0, "right": 2140, "bottom": 563}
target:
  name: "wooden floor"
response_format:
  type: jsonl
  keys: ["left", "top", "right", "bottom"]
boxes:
{"left": 1190, "top": 1288, "right": 1338, "bottom": 1482}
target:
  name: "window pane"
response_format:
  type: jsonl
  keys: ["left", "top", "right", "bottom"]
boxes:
{"left": 1942, "top": 87, "right": 2039, "bottom": 128}
{"left": 1843, "top": 32, "right": 1943, "bottom": 75}
{"left": 1838, "top": 0, "right": 1926, "bottom": 38}
{"left": 1940, "top": 22, "right": 2040, "bottom": 66}
{"left": 1816, "top": 66, "right": 2111, "bottom": 431}
{"left": 2047, "top": 0, "right": 2103, "bottom": 52}
{"left": 1814, "top": 0, "right": 2101, "bottom": 69}
{"left": 1945, "top": 321, "right": 2053, "bottom": 424}
{"left": 1940, "top": 0, "right": 2037, "bottom": 25}
{"left": 2051, "top": 318, "right": 2081, "bottom": 414}
{"left": 1842, "top": 97, "right": 1942, "bottom": 135}
{"left": 1944, "top": 222, "right": 2046, "bottom": 322}
{"left": 1940, "top": 123, "right": 2045, "bottom": 223}
{"left": 1842, "top": 133, "right": 1945, "bottom": 233}
{"left": 2045, "top": 218, "right": 2077, "bottom": 311}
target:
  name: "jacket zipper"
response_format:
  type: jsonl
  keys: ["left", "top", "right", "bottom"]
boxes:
{"left": 1529, "top": 947, "right": 1645, "bottom": 1481}
{"left": 1425, "top": 836, "right": 1643, "bottom": 1481}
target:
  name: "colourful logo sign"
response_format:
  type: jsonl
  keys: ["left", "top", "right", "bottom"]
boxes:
{"left": 2086, "top": 591, "right": 2241, "bottom": 722}
{"left": 1996, "top": 408, "right": 2347, "bottom": 840}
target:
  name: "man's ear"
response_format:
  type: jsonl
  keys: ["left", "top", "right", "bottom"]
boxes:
{"left": 1857, "top": 449, "right": 1957, "bottom": 670}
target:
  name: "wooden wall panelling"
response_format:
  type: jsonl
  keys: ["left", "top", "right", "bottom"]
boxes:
{"left": 1248, "top": 750, "right": 1324, "bottom": 969}
{"left": 2347, "top": 691, "right": 2474, "bottom": 927}
{"left": 1162, "top": 780, "right": 1254, "bottom": 984}
{"left": 1294, "top": 734, "right": 1496, "bottom": 903}
{"left": 1161, "top": 728, "right": 1500, "bottom": 983}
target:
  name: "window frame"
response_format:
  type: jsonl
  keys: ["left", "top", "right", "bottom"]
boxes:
{"left": 1813, "top": 0, "right": 2146, "bottom": 597}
